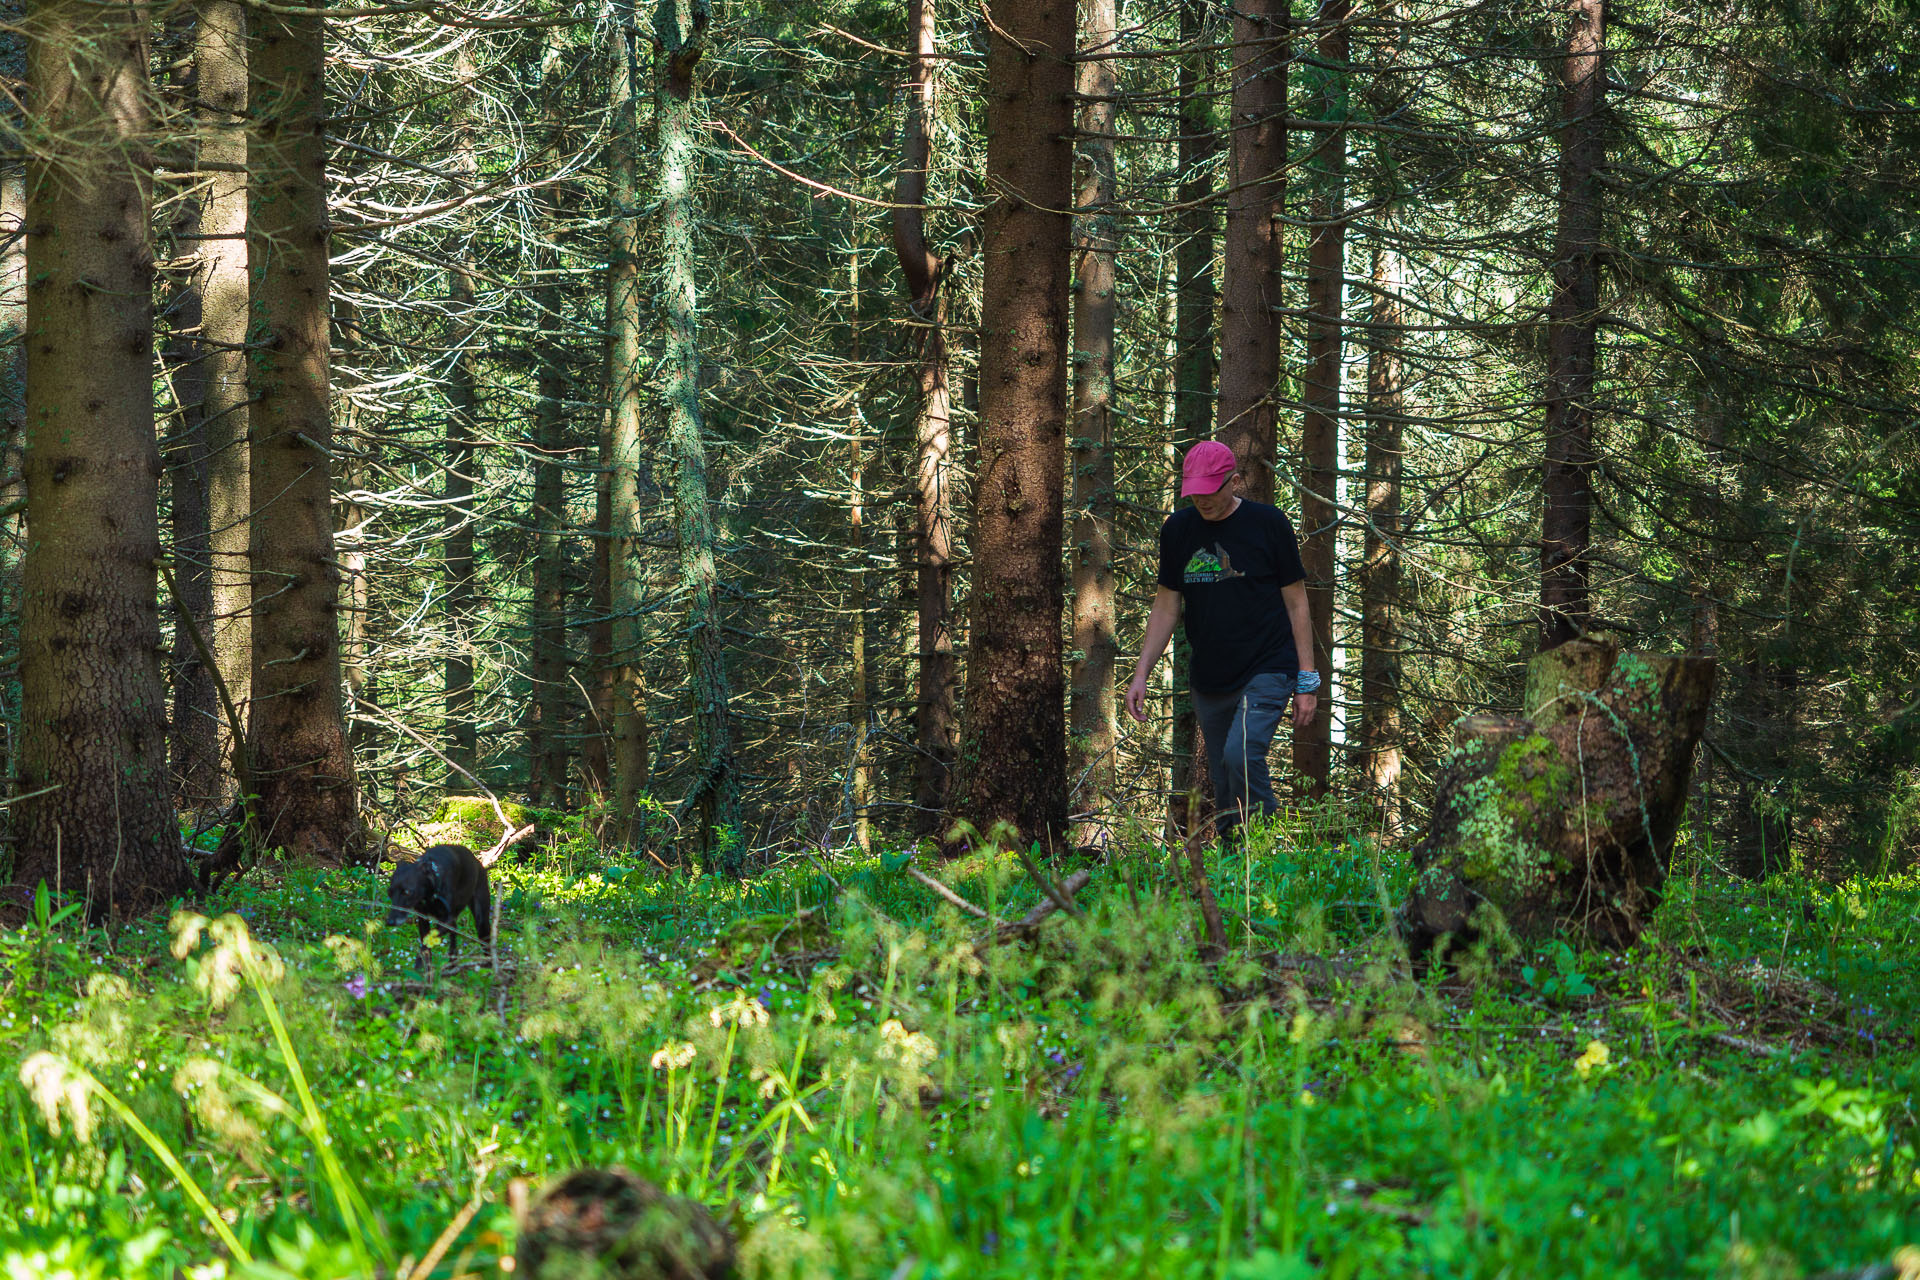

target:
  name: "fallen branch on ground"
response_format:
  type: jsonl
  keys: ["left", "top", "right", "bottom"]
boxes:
{"left": 976, "top": 870, "right": 1092, "bottom": 956}
{"left": 906, "top": 864, "right": 997, "bottom": 922}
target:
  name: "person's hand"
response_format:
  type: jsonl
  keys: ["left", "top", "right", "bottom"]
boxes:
{"left": 1125, "top": 672, "right": 1151, "bottom": 723}
{"left": 1292, "top": 691, "right": 1317, "bottom": 729}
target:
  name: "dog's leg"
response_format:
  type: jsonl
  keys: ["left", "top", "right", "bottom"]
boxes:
{"left": 474, "top": 884, "right": 494, "bottom": 957}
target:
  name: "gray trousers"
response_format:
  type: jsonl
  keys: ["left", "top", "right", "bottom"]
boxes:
{"left": 1192, "top": 671, "right": 1294, "bottom": 836}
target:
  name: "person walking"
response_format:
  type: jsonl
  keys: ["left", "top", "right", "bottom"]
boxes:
{"left": 1125, "top": 441, "right": 1319, "bottom": 839}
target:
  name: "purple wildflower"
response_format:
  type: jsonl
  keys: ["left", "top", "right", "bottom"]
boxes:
{"left": 344, "top": 973, "right": 369, "bottom": 999}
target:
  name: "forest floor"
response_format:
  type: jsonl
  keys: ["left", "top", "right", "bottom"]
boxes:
{"left": 0, "top": 811, "right": 1916, "bottom": 1279}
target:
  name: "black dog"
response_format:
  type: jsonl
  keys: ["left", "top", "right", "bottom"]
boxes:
{"left": 385, "top": 843, "right": 493, "bottom": 964}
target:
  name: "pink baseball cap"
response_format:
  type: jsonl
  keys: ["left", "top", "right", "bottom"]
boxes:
{"left": 1180, "top": 441, "right": 1238, "bottom": 496}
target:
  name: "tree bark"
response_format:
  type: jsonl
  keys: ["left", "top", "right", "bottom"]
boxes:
{"left": 1358, "top": 245, "right": 1404, "bottom": 836}
{"left": 952, "top": 0, "right": 1075, "bottom": 850}
{"left": 247, "top": 0, "right": 363, "bottom": 863}
{"left": 846, "top": 223, "right": 872, "bottom": 854}
{"left": 1731, "top": 654, "right": 1794, "bottom": 879}
{"left": 1216, "top": 0, "right": 1287, "bottom": 504}
{"left": 0, "top": 107, "right": 21, "bottom": 790}
{"left": 1069, "top": 0, "right": 1120, "bottom": 834}
{"left": 1168, "top": 0, "right": 1218, "bottom": 839}
{"left": 1294, "top": 0, "right": 1348, "bottom": 797}
{"left": 606, "top": 6, "right": 651, "bottom": 844}
{"left": 893, "top": 0, "right": 956, "bottom": 836}
{"left": 14, "top": 0, "right": 188, "bottom": 913}
{"left": 580, "top": 402, "right": 613, "bottom": 799}
{"left": 528, "top": 28, "right": 573, "bottom": 806}
{"left": 1401, "top": 639, "right": 1715, "bottom": 953}
{"left": 166, "top": 1, "right": 250, "bottom": 811}
{"left": 335, "top": 300, "right": 374, "bottom": 763}
{"left": 655, "top": 0, "right": 740, "bottom": 870}
{"left": 165, "top": 194, "right": 219, "bottom": 809}
{"left": 442, "top": 43, "right": 480, "bottom": 780}
{"left": 198, "top": 0, "right": 249, "bottom": 804}
{"left": 1539, "top": 0, "right": 1606, "bottom": 651}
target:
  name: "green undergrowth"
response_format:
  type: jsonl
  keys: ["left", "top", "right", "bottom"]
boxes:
{"left": 0, "top": 817, "right": 1915, "bottom": 1278}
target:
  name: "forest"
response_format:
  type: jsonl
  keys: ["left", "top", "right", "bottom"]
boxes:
{"left": 0, "top": 0, "right": 1917, "bottom": 1274}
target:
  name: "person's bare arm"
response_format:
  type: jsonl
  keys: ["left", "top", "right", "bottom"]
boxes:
{"left": 1282, "top": 578, "right": 1317, "bottom": 729}
{"left": 1125, "top": 587, "right": 1183, "bottom": 723}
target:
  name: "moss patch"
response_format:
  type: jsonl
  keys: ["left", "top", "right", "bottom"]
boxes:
{"left": 1491, "top": 733, "right": 1570, "bottom": 823}
{"left": 1453, "top": 773, "right": 1556, "bottom": 900}
{"left": 395, "top": 794, "right": 539, "bottom": 855}
{"left": 693, "top": 908, "right": 836, "bottom": 982}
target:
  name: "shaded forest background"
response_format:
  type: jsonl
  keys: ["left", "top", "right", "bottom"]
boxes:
{"left": 0, "top": 0, "right": 1916, "bottom": 902}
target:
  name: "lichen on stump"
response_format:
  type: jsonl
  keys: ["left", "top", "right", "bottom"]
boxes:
{"left": 514, "top": 1167, "right": 735, "bottom": 1280}
{"left": 1400, "top": 638, "right": 1716, "bottom": 953}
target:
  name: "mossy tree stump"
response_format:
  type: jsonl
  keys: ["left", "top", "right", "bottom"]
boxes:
{"left": 1400, "top": 638, "right": 1716, "bottom": 953}
{"left": 396, "top": 795, "right": 541, "bottom": 859}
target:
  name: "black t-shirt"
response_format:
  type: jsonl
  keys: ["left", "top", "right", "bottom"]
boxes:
{"left": 1156, "top": 499, "right": 1307, "bottom": 694}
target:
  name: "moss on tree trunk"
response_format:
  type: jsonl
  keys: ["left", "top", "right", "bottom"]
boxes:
{"left": 1401, "top": 638, "right": 1716, "bottom": 953}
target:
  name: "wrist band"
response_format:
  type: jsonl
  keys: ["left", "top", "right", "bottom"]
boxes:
{"left": 1294, "top": 670, "right": 1321, "bottom": 695}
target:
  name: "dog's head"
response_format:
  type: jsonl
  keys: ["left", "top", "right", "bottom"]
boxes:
{"left": 385, "top": 856, "right": 441, "bottom": 926}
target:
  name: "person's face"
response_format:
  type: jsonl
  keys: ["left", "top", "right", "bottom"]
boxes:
{"left": 1191, "top": 470, "right": 1240, "bottom": 521}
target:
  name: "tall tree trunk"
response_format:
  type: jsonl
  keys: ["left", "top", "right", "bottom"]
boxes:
{"left": 14, "top": 0, "right": 188, "bottom": 912}
{"left": 1539, "top": 0, "right": 1606, "bottom": 651}
{"left": 528, "top": 366, "right": 571, "bottom": 803}
{"left": 1168, "top": 0, "right": 1218, "bottom": 838}
{"left": 0, "top": 106, "right": 22, "bottom": 790}
{"left": 247, "top": 0, "right": 363, "bottom": 863}
{"left": 198, "top": 0, "right": 249, "bottom": 804}
{"left": 1216, "top": 0, "right": 1287, "bottom": 503}
{"left": 528, "top": 29, "right": 573, "bottom": 805}
{"left": 1732, "top": 654, "right": 1794, "bottom": 880}
{"left": 606, "top": 7, "right": 651, "bottom": 843}
{"left": 581, "top": 402, "right": 613, "bottom": 799}
{"left": 954, "top": 0, "right": 1075, "bottom": 849}
{"left": 443, "top": 43, "right": 479, "bottom": 779}
{"left": 894, "top": 0, "right": 956, "bottom": 836}
{"left": 847, "top": 231, "right": 872, "bottom": 854}
{"left": 166, "top": 201, "right": 219, "bottom": 809}
{"left": 1069, "top": 0, "right": 1120, "bottom": 835}
{"left": 1294, "top": 0, "right": 1349, "bottom": 797}
{"left": 655, "top": 0, "right": 740, "bottom": 870}
{"left": 335, "top": 301, "right": 374, "bottom": 762}
{"left": 1358, "top": 245, "right": 1403, "bottom": 836}
{"left": 168, "top": 1, "right": 248, "bottom": 811}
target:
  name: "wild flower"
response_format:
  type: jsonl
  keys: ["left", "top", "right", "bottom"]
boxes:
{"left": 344, "top": 974, "right": 370, "bottom": 1000}
{"left": 652, "top": 1041, "right": 697, "bottom": 1071}
{"left": 877, "top": 1019, "right": 937, "bottom": 1074}
{"left": 170, "top": 912, "right": 283, "bottom": 1010}
{"left": 19, "top": 1051, "right": 95, "bottom": 1141}
{"left": 1574, "top": 1039, "right": 1610, "bottom": 1079}
{"left": 172, "top": 1057, "right": 264, "bottom": 1147}
{"left": 709, "top": 993, "right": 770, "bottom": 1028}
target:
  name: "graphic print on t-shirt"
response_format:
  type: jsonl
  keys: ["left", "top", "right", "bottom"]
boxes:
{"left": 1157, "top": 500, "right": 1307, "bottom": 693}
{"left": 1183, "top": 545, "right": 1245, "bottom": 585}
